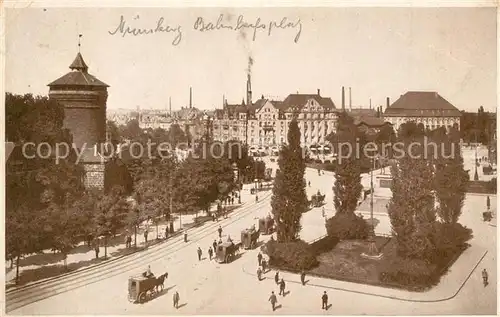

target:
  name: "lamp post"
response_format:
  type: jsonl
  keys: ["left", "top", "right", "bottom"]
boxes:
{"left": 474, "top": 131, "right": 479, "bottom": 181}
{"left": 362, "top": 157, "right": 381, "bottom": 258}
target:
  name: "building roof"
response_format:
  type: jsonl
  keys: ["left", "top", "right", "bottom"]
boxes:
{"left": 385, "top": 91, "right": 462, "bottom": 117}
{"left": 48, "top": 53, "right": 109, "bottom": 88}
{"left": 349, "top": 108, "right": 377, "bottom": 117}
{"left": 353, "top": 116, "right": 390, "bottom": 127}
{"left": 281, "top": 93, "right": 336, "bottom": 111}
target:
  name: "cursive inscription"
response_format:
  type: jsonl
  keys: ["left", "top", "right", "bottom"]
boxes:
{"left": 193, "top": 14, "right": 302, "bottom": 43}
{"left": 108, "top": 15, "right": 183, "bottom": 46}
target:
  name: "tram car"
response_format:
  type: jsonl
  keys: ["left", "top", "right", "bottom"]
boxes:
{"left": 215, "top": 241, "right": 240, "bottom": 263}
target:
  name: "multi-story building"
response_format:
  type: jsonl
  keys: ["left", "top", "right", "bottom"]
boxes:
{"left": 384, "top": 91, "right": 462, "bottom": 132}
{"left": 212, "top": 76, "right": 338, "bottom": 148}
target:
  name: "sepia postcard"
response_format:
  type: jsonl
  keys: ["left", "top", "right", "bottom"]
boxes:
{"left": 1, "top": 1, "right": 497, "bottom": 315}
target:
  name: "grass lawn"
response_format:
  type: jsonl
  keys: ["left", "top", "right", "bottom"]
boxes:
{"left": 309, "top": 236, "right": 466, "bottom": 291}
{"left": 310, "top": 236, "right": 391, "bottom": 285}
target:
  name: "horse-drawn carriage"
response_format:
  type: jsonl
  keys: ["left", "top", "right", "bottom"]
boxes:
{"left": 241, "top": 228, "right": 260, "bottom": 249}
{"left": 215, "top": 241, "right": 240, "bottom": 263}
{"left": 259, "top": 216, "right": 274, "bottom": 235}
{"left": 310, "top": 190, "right": 326, "bottom": 208}
{"left": 128, "top": 272, "right": 168, "bottom": 303}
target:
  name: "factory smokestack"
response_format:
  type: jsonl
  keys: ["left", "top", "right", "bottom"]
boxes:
{"left": 369, "top": 98, "right": 372, "bottom": 110}
{"left": 386, "top": 97, "right": 390, "bottom": 109}
{"left": 169, "top": 97, "right": 172, "bottom": 115}
{"left": 349, "top": 87, "right": 352, "bottom": 111}
{"left": 189, "top": 87, "right": 192, "bottom": 108}
{"left": 341, "top": 86, "right": 345, "bottom": 110}
{"left": 247, "top": 74, "right": 252, "bottom": 106}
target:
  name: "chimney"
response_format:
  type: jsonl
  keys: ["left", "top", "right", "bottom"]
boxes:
{"left": 169, "top": 97, "right": 172, "bottom": 115}
{"left": 189, "top": 87, "right": 192, "bottom": 108}
{"left": 349, "top": 87, "right": 352, "bottom": 111}
{"left": 317, "top": 89, "right": 321, "bottom": 96}
{"left": 386, "top": 97, "right": 390, "bottom": 109}
{"left": 341, "top": 86, "right": 345, "bottom": 110}
{"left": 369, "top": 98, "right": 372, "bottom": 110}
{"left": 246, "top": 74, "right": 252, "bottom": 106}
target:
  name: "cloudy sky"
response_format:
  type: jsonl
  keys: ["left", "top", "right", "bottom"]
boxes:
{"left": 5, "top": 6, "right": 497, "bottom": 112}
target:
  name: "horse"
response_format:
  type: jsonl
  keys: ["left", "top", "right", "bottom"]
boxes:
{"left": 154, "top": 272, "right": 168, "bottom": 292}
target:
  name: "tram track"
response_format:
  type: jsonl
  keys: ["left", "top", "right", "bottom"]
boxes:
{"left": 6, "top": 192, "right": 272, "bottom": 313}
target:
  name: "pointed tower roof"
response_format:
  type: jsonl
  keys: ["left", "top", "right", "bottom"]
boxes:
{"left": 48, "top": 52, "right": 108, "bottom": 88}
{"left": 69, "top": 52, "right": 88, "bottom": 72}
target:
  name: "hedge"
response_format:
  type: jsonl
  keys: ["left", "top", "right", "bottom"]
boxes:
{"left": 309, "top": 235, "right": 339, "bottom": 255}
{"left": 325, "top": 213, "right": 370, "bottom": 240}
{"left": 264, "top": 239, "right": 319, "bottom": 271}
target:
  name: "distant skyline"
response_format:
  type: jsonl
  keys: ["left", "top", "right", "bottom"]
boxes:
{"left": 5, "top": 7, "right": 497, "bottom": 112}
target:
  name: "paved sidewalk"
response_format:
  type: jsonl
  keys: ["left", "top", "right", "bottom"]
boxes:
{"left": 5, "top": 184, "right": 258, "bottom": 287}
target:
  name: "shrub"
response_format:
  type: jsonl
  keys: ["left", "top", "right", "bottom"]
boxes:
{"left": 325, "top": 213, "right": 369, "bottom": 240}
{"left": 264, "top": 239, "right": 318, "bottom": 271}
{"left": 379, "top": 256, "right": 437, "bottom": 289}
{"left": 426, "top": 222, "right": 472, "bottom": 264}
{"left": 309, "top": 235, "right": 339, "bottom": 255}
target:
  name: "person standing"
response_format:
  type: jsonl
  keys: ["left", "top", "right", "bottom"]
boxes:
{"left": 274, "top": 271, "right": 280, "bottom": 284}
{"left": 213, "top": 240, "right": 217, "bottom": 251}
{"left": 258, "top": 252, "right": 263, "bottom": 266}
{"left": 208, "top": 247, "right": 213, "bottom": 260}
{"left": 322, "top": 291, "right": 328, "bottom": 310}
{"left": 164, "top": 227, "right": 169, "bottom": 240}
{"left": 144, "top": 230, "right": 148, "bottom": 245}
{"left": 218, "top": 226, "right": 222, "bottom": 238}
{"left": 268, "top": 291, "right": 277, "bottom": 311}
{"left": 197, "top": 247, "right": 202, "bottom": 261}
{"left": 173, "top": 291, "right": 180, "bottom": 309}
{"left": 262, "top": 259, "right": 267, "bottom": 273}
{"left": 184, "top": 230, "right": 188, "bottom": 242}
{"left": 482, "top": 268, "right": 489, "bottom": 286}
{"left": 279, "top": 278, "right": 286, "bottom": 296}
{"left": 300, "top": 270, "right": 306, "bottom": 285}
{"left": 257, "top": 267, "right": 263, "bottom": 281}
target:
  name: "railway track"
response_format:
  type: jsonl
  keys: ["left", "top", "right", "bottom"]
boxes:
{"left": 6, "top": 192, "right": 272, "bottom": 313}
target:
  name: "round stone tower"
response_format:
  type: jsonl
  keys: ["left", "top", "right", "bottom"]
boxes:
{"left": 48, "top": 52, "right": 108, "bottom": 150}
{"left": 48, "top": 52, "right": 109, "bottom": 189}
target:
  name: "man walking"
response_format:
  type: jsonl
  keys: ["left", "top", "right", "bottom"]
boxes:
{"left": 208, "top": 247, "right": 213, "bottom": 260}
{"left": 197, "top": 247, "right": 202, "bottom": 261}
{"left": 279, "top": 278, "right": 286, "bottom": 296}
{"left": 274, "top": 271, "right": 280, "bottom": 284}
{"left": 218, "top": 226, "right": 223, "bottom": 238}
{"left": 268, "top": 291, "right": 277, "bottom": 311}
{"left": 258, "top": 252, "right": 263, "bottom": 266}
{"left": 144, "top": 230, "right": 148, "bottom": 245}
{"left": 322, "top": 291, "right": 328, "bottom": 310}
{"left": 213, "top": 240, "right": 217, "bottom": 251}
{"left": 482, "top": 268, "right": 489, "bottom": 287}
{"left": 257, "top": 267, "right": 263, "bottom": 281}
{"left": 300, "top": 270, "right": 306, "bottom": 285}
{"left": 173, "top": 291, "right": 180, "bottom": 309}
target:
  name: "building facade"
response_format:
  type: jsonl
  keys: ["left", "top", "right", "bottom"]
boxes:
{"left": 384, "top": 91, "right": 462, "bottom": 133}
{"left": 212, "top": 76, "right": 338, "bottom": 148}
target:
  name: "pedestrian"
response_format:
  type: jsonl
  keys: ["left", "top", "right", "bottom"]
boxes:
{"left": 262, "top": 259, "right": 267, "bottom": 272}
{"left": 257, "top": 267, "right": 263, "bottom": 281}
{"left": 322, "top": 291, "right": 328, "bottom": 310}
{"left": 218, "top": 226, "right": 222, "bottom": 238}
{"left": 144, "top": 230, "right": 148, "bottom": 245}
{"left": 208, "top": 247, "right": 213, "bottom": 260}
{"left": 255, "top": 195, "right": 259, "bottom": 203}
{"left": 300, "top": 270, "right": 306, "bottom": 285}
{"left": 322, "top": 207, "right": 325, "bottom": 218}
{"left": 279, "top": 278, "right": 286, "bottom": 296}
{"left": 164, "top": 227, "right": 169, "bottom": 240}
{"left": 274, "top": 271, "right": 280, "bottom": 284}
{"left": 184, "top": 230, "right": 188, "bottom": 243}
{"left": 197, "top": 247, "right": 202, "bottom": 261}
{"left": 218, "top": 238, "right": 223, "bottom": 244}
{"left": 213, "top": 240, "right": 217, "bottom": 251}
{"left": 482, "top": 268, "right": 489, "bottom": 287}
{"left": 308, "top": 181, "right": 311, "bottom": 187}
{"left": 212, "top": 212, "right": 216, "bottom": 222}
{"left": 94, "top": 244, "right": 100, "bottom": 259}
{"left": 268, "top": 291, "right": 277, "bottom": 311}
{"left": 173, "top": 291, "right": 180, "bottom": 309}
{"left": 258, "top": 252, "right": 263, "bottom": 266}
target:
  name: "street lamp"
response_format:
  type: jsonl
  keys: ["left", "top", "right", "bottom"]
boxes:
{"left": 362, "top": 157, "right": 382, "bottom": 259}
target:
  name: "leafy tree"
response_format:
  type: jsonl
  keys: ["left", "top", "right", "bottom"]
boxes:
{"left": 167, "top": 123, "right": 187, "bottom": 147}
{"left": 120, "top": 119, "right": 143, "bottom": 140}
{"left": 271, "top": 119, "right": 308, "bottom": 242}
{"left": 330, "top": 112, "right": 363, "bottom": 215}
{"left": 433, "top": 126, "right": 469, "bottom": 224}
{"left": 106, "top": 120, "right": 122, "bottom": 149}
{"left": 388, "top": 122, "right": 436, "bottom": 258}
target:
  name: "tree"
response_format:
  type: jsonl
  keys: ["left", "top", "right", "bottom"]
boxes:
{"left": 375, "top": 124, "right": 397, "bottom": 173}
{"left": 330, "top": 113, "right": 363, "bottom": 215}
{"left": 433, "top": 126, "right": 469, "bottom": 224}
{"left": 271, "top": 119, "right": 308, "bottom": 242}
{"left": 120, "top": 119, "right": 143, "bottom": 140}
{"left": 388, "top": 122, "right": 436, "bottom": 258}
{"left": 106, "top": 120, "right": 122, "bottom": 149}
{"left": 167, "top": 124, "right": 187, "bottom": 147}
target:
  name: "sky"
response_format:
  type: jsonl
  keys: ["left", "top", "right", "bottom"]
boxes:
{"left": 4, "top": 6, "right": 497, "bottom": 112}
